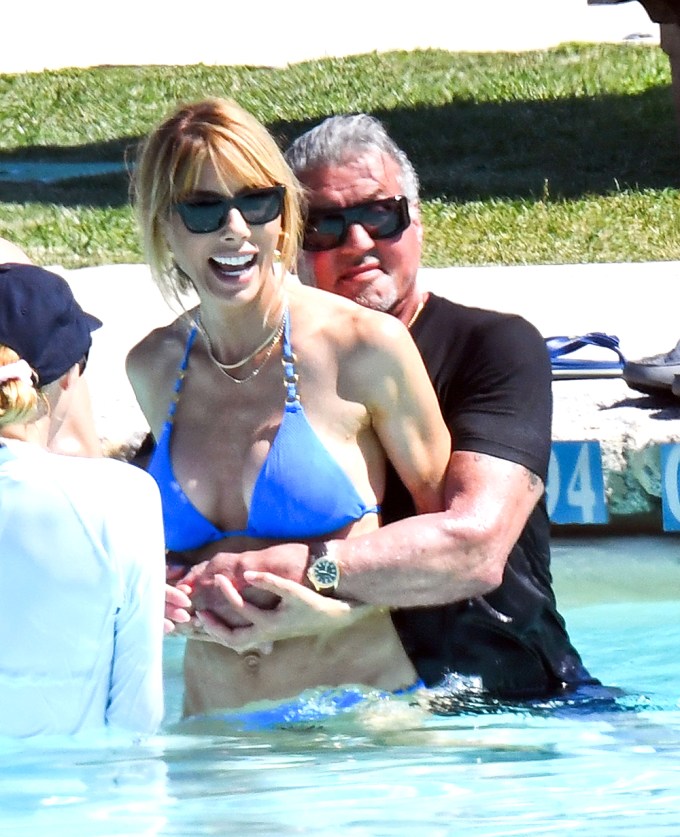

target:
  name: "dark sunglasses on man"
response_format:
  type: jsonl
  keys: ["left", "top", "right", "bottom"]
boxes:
{"left": 302, "top": 195, "right": 411, "bottom": 252}
{"left": 174, "top": 185, "right": 285, "bottom": 234}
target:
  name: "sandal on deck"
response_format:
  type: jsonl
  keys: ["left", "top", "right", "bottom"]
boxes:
{"left": 546, "top": 332, "right": 625, "bottom": 380}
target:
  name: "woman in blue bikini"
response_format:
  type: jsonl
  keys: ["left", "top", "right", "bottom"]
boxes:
{"left": 127, "top": 98, "right": 450, "bottom": 716}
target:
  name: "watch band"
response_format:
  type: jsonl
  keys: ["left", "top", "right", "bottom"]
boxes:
{"left": 306, "top": 541, "right": 340, "bottom": 594}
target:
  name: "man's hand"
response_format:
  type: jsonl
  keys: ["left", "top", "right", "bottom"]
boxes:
{"left": 194, "top": 570, "right": 373, "bottom": 653}
{"left": 180, "top": 543, "right": 311, "bottom": 628}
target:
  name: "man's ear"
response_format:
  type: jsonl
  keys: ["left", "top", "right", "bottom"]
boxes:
{"left": 295, "top": 253, "right": 316, "bottom": 286}
{"left": 411, "top": 203, "right": 424, "bottom": 246}
{"left": 58, "top": 363, "right": 80, "bottom": 392}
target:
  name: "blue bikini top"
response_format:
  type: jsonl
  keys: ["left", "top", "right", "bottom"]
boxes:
{"left": 147, "top": 310, "right": 380, "bottom": 552}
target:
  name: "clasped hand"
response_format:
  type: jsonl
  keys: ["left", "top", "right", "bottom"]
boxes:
{"left": 164, "top": 546, "right": 370, "bottom": 654}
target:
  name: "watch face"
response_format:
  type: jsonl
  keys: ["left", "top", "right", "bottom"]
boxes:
{"left": 311, "top": 558, "right": 339, "bottom": 588}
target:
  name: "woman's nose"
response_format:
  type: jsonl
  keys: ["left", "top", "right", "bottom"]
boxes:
{"left": 219, "top": 207, "right": 251, "bottom": 239}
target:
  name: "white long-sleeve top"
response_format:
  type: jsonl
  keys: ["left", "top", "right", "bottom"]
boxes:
{"left": 0, "top": 440, "right": 165, "bottom": 737}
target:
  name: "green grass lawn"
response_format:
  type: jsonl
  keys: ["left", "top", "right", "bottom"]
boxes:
{"left": 1, "top": 42, "right": 679, "bottom": 267}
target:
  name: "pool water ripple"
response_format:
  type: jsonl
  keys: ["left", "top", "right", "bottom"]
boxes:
{"left": 1, "top": 535, "right": 678, "bottom": 835}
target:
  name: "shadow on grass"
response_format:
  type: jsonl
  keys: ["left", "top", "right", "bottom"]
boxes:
{"left": 0, "top": 136, "right": 139, "bottom": 207}
{"left": 2, "top": 87, "right": 679, "bottom": 208}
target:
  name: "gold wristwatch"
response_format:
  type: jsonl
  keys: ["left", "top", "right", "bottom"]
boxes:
{"left": 306, "top": 542, "right": 340, "bottom": 594}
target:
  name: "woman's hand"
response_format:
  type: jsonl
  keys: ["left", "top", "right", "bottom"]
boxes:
{"left": 163, "top": 582, "right": 194, "bottom": 635}
{"left": 194, "top": 570, "right": 376, "bottom": 653}
{"left": 185, "top": 545, "right": 309, "bottom": 628}
{"left": 164, "top": 562, "right": 207, "bottom": 636}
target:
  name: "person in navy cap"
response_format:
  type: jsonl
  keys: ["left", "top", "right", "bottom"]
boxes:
{"left": 0, "top": 240, "right": 102, "bottom": 456}
{"left": 0, "top": 263, "right": 166, "bottom": 737}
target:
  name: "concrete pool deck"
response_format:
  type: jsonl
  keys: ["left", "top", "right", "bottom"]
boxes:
{"left": 60, "top": 259, "right": 680, "bottom": 445}
{"left": 58, "top": 259, "right": 680, "bottom": 533}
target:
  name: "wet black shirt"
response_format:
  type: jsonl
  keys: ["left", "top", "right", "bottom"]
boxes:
{"left": 387, "top": 293, "right": 597, "bottom": 697}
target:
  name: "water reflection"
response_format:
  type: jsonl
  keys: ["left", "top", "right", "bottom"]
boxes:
{"left": 0, "top": 161, "right": 128, "bottom": 184}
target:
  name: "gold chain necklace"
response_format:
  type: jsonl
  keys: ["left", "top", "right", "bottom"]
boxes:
{"left": 198, "top": 311, "right": 286, "bottom": 384}
{"left": 197, "top": 314, "right": 283, "bottom": 370}
{"left": 407, "top": 298, "right": 425, "bottom": 329}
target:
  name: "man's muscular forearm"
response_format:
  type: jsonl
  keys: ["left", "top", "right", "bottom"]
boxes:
{"left": 181, "top": 453, "right": 543, "bottom": 613}
{"left": 332, "top": 453, "right": 543, "bottom": 607}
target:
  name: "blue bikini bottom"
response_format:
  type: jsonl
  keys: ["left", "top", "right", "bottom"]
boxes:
{"left": 184, "top": 681, "right": 426, "bottom": 732}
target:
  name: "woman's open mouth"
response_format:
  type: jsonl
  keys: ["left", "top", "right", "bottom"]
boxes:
{"left": 210, "top": 253, "right": 257, "bottom": 277}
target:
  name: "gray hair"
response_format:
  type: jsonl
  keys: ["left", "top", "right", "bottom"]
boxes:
{"left": 285, "top": 114, "right": 420, "bottom": 204}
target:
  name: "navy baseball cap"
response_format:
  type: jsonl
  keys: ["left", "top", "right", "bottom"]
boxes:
{"left": 0, "top": 263, "right": 102, "bottom": 386}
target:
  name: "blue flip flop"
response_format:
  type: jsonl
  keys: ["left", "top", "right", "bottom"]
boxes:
{"left": 546, "top": 332, "right": 625, "bottom": 380}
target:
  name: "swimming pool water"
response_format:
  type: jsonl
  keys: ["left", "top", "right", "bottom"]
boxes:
{"left": 2, "top": 535, "right": 678, "bottom": 836}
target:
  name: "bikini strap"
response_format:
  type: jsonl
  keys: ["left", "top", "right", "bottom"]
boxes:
{"left": 167, "top": 324, "right": 199, "bottom": 424}
{"left": 281, "top": 308, "right": 300, "bottom": 407}
{"left": 168, "top": 311, "right": 294, "bottom": 422}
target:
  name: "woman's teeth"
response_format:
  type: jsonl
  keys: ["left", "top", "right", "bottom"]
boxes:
{"left": 212, "top": 254, "right": 256, "bottom": 272}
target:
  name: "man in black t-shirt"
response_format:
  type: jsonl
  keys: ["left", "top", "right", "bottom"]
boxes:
{"left": 282, "top": 114, "right": 597, "bottom": 698}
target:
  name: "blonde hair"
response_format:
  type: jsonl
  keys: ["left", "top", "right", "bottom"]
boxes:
{"left": 133, "top": 98, "right": 303, "bottom": 305}
{"left": 0, "top": 346, "right": 42, "bottom": 427}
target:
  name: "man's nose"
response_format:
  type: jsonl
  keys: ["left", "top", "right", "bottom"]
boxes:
{"left": 342, "top": 221, "right": 375, "bottom": 250}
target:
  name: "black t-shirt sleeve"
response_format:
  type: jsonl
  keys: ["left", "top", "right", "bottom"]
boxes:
{"left": 414, "top": 297, "right": 552, "bottom": 482}
{"left": 448, "top": 315, "right": 552, "bottom": 481}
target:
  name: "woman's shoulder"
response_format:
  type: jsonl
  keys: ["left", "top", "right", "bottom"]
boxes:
{"left": 289, "top": 284, "right": 406, "bottom": 345}
{"left": 126, "top": 310, "right": 196, "bottom": 376}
